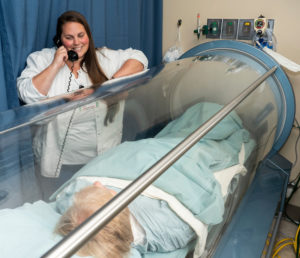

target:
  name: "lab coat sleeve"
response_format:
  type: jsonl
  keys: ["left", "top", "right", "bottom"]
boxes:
{"left": 97, "top": 47, "right": 148, "bottom": 79}
{"left": 17, "top": 48, "right": 55, "bottom": 104}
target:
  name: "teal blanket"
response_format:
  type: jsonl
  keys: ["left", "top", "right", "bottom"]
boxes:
{"left": 54, "top": 102, "right": 255, "bottom": 225}
{"left": 0, "top": 200, "right": 188, "bottom": 258}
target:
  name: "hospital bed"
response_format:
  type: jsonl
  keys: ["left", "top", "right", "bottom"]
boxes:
{"left": 0, "top": 40, "right": 294, "bottom": 257}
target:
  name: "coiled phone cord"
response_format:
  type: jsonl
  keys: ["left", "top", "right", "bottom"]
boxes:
{"left": 66, "top": 62, "right": 74, "bottom": 92}
{"left": 54, "top": 61, "right": 76, "bottom": 176}
{"left": 54, "top": 108, "right": 77, "bottom": 176}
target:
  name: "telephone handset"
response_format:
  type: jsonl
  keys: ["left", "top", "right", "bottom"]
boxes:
{"left": 54, "top": 38, "right": 79, "bottom": 62}
{"left": 67, "top": 50, "right": 78, "bottom": 62}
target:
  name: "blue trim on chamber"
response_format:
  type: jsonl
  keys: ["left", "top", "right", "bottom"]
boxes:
{"left": 180, "top": 40, "right": 295, "bottom": 154}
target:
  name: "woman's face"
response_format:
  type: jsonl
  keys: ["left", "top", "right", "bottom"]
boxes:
{"left": 61, "top": 21, "right": 89, "bottom": 60}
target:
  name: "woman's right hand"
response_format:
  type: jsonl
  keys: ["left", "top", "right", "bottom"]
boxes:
{"left": 52, "top": 46, "right": 68, "bottom": 68}
{"left": 32, "top": 46, "right": 68, "bottom": 96}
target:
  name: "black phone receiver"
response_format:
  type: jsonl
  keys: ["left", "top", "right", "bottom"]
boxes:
{"left": 67, "top": 50, "right": 78, "bottom": 62}
{"left": 53, "top": 36, "right": 78, "bottom": 62}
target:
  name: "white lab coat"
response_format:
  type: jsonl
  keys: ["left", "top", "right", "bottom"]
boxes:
{"left": 17, "top": 47, "right": 148, "bottom": 177}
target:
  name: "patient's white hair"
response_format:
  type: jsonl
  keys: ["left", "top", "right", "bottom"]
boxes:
{"left": 55, "top": 184, "right": 133, "bottom": 258}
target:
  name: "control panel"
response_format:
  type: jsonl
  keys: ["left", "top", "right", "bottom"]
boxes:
{"left": 222, "top": 19, "right": 238, "bottom": 39}
{"left": 202, "top": 18, "right": 274, "bottom": 41}
{"left": 206, "top": 19, "right": 222, "bottom": 38}
{"left": 238, "top": 19, "right": 255, "bottom": 40}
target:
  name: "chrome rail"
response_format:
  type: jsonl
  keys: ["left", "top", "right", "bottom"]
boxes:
{"left": 42, "top": 66, "right": 277, "bottom": 258}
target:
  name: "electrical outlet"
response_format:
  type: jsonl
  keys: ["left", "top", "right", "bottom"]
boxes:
{"left": 221, "top": 19, "right": 238, "bottom": 39}
{"left": 206, "top": 19, "right": 222, "bottom": 39}
{"left": 237, "top": 19, "right": 255, "bottom": 40}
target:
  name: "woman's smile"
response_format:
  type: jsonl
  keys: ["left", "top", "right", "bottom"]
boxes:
{"left": 61, "top": 22, "right": 89, "bottom": 59}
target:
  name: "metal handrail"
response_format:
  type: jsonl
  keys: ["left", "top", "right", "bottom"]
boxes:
{"left": 42, "top": 66, "right": 277, "bottom": 258}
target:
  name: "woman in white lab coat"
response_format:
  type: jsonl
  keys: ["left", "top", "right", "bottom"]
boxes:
{"left": 17, "top": 11, "right": 148, "bottom": 189}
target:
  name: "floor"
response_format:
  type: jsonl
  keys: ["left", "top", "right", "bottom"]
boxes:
{"left": 262, "top": 205, "right": 299, "bottom": 258}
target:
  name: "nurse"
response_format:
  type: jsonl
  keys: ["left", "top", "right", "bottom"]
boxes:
{"left": 17, "top": 10, "right": 148, "bottom": 102}
{"left": 16, "top": 10, "right": 148, "bottom": 191}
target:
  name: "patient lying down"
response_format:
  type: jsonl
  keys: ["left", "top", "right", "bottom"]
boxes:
{"left": 53, "top": 102, "right": 255, "bottom": 257}
{"left": 0, "top": 102, "right": 255, "bottom": 258}
{"left": 56, "top": 181, "right": 196, "bottom": 258}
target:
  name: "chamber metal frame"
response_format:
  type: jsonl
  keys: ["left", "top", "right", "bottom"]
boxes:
{"left": 42, "top": 67, "right": 277, "bottom": 258}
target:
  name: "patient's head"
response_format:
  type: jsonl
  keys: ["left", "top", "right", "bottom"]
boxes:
{"left": 55, "top": 182, "right": 133, "bottom": 258}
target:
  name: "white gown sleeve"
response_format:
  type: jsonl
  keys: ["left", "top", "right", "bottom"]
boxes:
{"left": 17, "top": 48, "right": 55, "bottom": 104}
{"left": 96, "top": 47, "right": 148, "bottom": 79}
